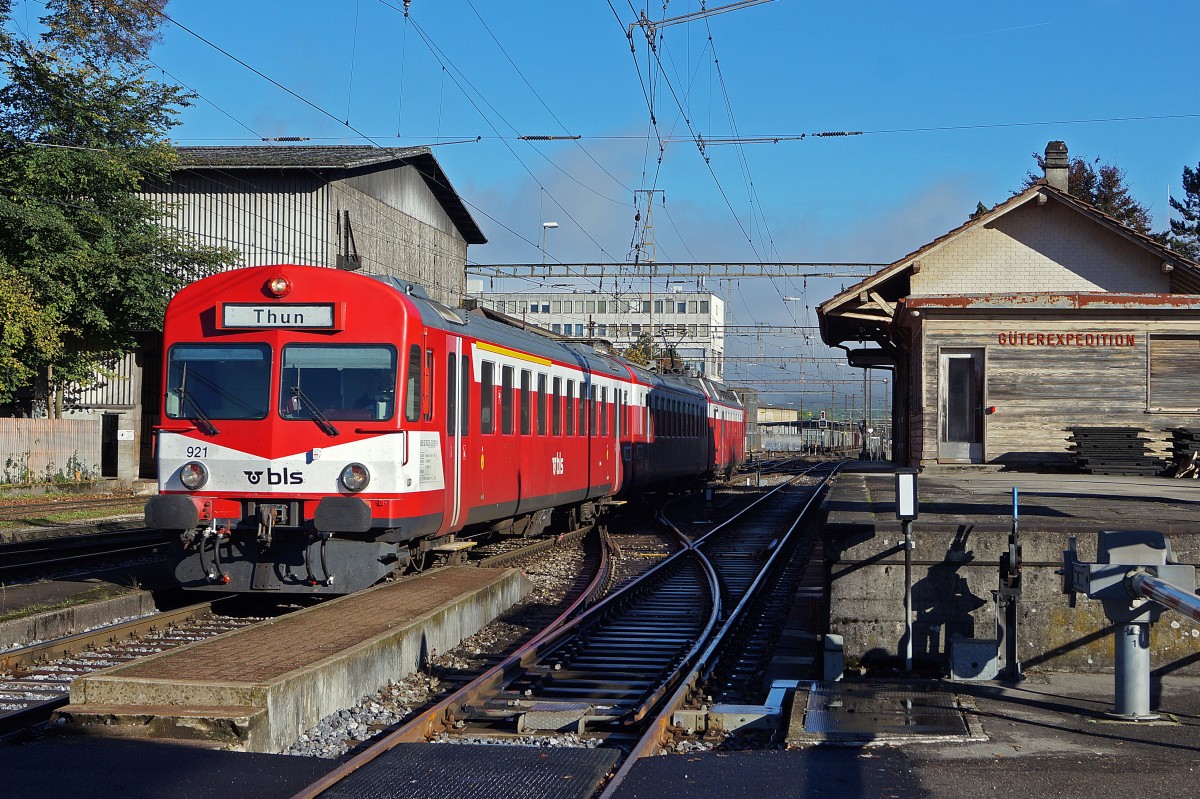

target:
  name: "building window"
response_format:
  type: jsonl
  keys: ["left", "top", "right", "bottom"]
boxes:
{"left": 700, "top": 324, "right": 709, "bottom": 337}
{"left": 552, "top": 300, "right": 561, "bottom": 313}
{"left": 654, "top": 299, "right": 664, "bottom": 313}
{"left": 495, "top": 300, "right": 505, "bottom": 314}
{"left": 1150, "top": 335, "right": 1200, "bottom": 411}
{"left": 563, "top": 300, "right": 573, "bottom": 313}
{"left": 688, "top": 324, "right": 697, "bottom": 337}
{"left": 586, "top": 300, "right": 596, "bottom": 313}
{"left": 632, "top": 324, "right": 641, "bottom": 335}
{"left": 677, "top": 302, "right": 686, "bottom": 313}
{"left": 699, "top": 300, "right": 709, "bottom": 313}
{"left": 575, "top": 324, "right": 584, "bottom": 336}
{"left": 552, "top": 323, "right": 561, "bottom": 334}
{"left": 688, "top": 300, "right": 697, "bottom": 314}
{"left": 597, "top": 300, "right": 607, "bottom": 313}
{"left": 642, "top": 300, "right": 651, "bottom": 313}
{"left": 597, "top": 324, "right": 607, "bottom": 336}
{"left": 542, "top": 303, "right": 550, "bottom": 313}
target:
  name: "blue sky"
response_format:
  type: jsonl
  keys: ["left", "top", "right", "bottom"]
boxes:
{"left": 138, "top": 0, "right": 1200, "bottom": 410}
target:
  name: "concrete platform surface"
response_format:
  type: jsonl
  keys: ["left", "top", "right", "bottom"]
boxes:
{"left": 827, "top": 468, "right": 1200, "bottom": 534}
{"left": 613, "top": 672, "right": 1200, "bottom": 799}
{"left": 62, "top": 567, "right": 533, "bottom": 753}
{"left": 6, "top": 672, "right": 1199, "bottom": 798}
{"left": 0, "top": 737, "right": 335, "bottom": 799}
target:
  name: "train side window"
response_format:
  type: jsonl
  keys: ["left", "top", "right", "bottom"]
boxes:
{"left": 460, "top": 356, "right": 470, "bottom": 435}
{"left": 537, "top": 374, "right": 548, "bottom": 435}
{"left": 552, "top": 377, "right": 562, "bottom": 435}
{"left": 599, "top": 387, "right": 607, "bottom": 436}
{"left": 447, "top": 353, "right": 457, "bottom": 436}
{"left": 577, "top": 383, "right": 586, "bottom": 436}
{"left": 480, "top": 360, "right": 494, "bottom": 434}
{"left": 405, "top": 344, "right": 422, "bottom": 422}
{"left": 520, "top": 369, "right": 531, "bottom": 435}
{"left": 502, "top": 365, "right": 514, "bottom": 434}
{"left": 566, "top": 380, "right": 575, "bottom": 436}
{"left": 589, "top": 385, "right": 597, "bottom": 435}
{"left": 423, "top": 350, "right": 434, "bottom": 421}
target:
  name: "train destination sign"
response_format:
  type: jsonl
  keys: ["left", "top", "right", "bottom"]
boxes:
{"left": 996, "top": 332, "right": 1136, "bottom": 347}
{"left": 220, "top": 303, "right": 337, "bottom": 329}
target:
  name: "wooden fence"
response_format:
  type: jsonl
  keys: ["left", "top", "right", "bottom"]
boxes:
{"left": 0, "top": 418, "right": 102, "bottom": 484}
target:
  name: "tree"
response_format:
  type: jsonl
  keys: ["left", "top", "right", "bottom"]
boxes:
{"left": 0, "top": 1, "right": 235, "bottom": 411}
{"left": 1024, "top": 152, "right": 1153, "bottom": 234}
{"left": 1167, "top": 163, "right": 1200, "bottom": 259}
{"left": 621, "top": 333, "right": 655, "bottom": 367}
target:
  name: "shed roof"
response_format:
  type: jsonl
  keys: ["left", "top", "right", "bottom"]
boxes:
{"left": 173, "top": 145, "right": 487, "bottom": 245}
{"left": 818, "top": 183, "right": 1200, "bottom": 347}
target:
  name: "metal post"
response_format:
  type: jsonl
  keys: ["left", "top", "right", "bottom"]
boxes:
{"left": 903, "top": 517, "right": 913, "bottom": 673}
{"left": 1112, "top": 622, "right": 1157, "bottom": 720}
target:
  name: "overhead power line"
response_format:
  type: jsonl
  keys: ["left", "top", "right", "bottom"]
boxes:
{"left": 467, "top": 262, "right": 881, "bottom": 278}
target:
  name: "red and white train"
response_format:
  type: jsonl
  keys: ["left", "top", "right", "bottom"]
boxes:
{"left": 145, "top": 264, "right": 746, "bottom": 594}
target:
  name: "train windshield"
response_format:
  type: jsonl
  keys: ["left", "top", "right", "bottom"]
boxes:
{"left": 166, "top": 344, "right": 271, "bottom": 421}
{"left": 280, "top": 344, "right": 397, "bottom": 421}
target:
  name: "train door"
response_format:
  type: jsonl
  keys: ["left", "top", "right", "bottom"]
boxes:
{"left": 445, "top": 337, "right": 466, "bottom": 529}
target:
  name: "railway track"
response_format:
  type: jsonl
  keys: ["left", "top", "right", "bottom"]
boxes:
{"left": 289, "top": 460, "right": 836, "bottom": 798}
{"left": 0, "top": 527, "right": 172, "bottom": 581}
{"left": 0, "top": 598, "right": 268, "bottom": 739}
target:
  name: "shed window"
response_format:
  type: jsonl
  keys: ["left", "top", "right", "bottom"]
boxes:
{"left": 1150, "top": 335, "right": 1200, "bottom": 411}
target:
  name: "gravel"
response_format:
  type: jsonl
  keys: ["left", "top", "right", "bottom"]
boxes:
{"left": 284, "top": 543, "right": 588, "bottom": 758}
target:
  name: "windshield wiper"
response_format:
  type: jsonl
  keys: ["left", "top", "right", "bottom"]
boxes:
{"left": 289, "top": 386, "right": 339, "bottom": 436}
{"left": 175, "top": 387, "right": 220, "bottom": 435}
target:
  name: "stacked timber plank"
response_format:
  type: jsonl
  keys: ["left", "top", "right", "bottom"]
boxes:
{"left": 1067, "top": 427, "right": 1166, "bottom": 476}
{"left": 1166, "top": 428, "right": 1200, "bottom": 478}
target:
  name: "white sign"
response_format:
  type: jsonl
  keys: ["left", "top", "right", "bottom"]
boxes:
{"left": 117, "top": 429, "right": 135, "bottom": 441}
{"left": 221, "top": 304, "right": 335, "bottom": 329}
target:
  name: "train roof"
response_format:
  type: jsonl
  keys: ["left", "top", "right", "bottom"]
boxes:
{"left": 367, "top": 273, "right": 744, "bottom": 407}
{"left": 369, "top": 275, "right": 629, "bottom": 380}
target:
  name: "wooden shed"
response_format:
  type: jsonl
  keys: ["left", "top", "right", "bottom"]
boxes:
{"left": 819, "top": 143, "right": 1200, "bottom": 469}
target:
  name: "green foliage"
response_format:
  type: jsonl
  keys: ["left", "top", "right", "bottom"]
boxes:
{"left": 1168, "top": 163, "right": 1200, "bottom": 260}
{"left": 1024, "top": 152, "right": 1153, "bottom": 234}
{"left": 0, "top": 1, "right": 235, "bottom": 408}
{"left": 621, "top": 332, "right": 655, "bottom": 367}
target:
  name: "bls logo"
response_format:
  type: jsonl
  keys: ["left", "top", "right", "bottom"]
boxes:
{"left": 243, "top": 468, "right": 305, "bottom": 486}
{"left": 551, "top": 453, "right": 564, "bottom": 476}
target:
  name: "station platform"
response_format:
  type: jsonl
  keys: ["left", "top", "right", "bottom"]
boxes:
{"left": 822, "top": 466, "right": 1200, "bottom": 675}
{"left": 7, "top": 671, "right": 1199, "bottom": 798}
{"left": 59, "top": 567, "right": 532, "bottom": 753}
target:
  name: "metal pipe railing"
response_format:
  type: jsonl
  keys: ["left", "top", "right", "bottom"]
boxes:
{"left": 1130, "top": 572, "right": 1200, "bottom": 624}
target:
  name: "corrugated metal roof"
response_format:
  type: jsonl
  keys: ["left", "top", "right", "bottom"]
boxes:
{"left": 176, "top": 145, "right": 432, "bottom": 169}
{"left": 172, "top": 145, "right": 487, "bottom": 245}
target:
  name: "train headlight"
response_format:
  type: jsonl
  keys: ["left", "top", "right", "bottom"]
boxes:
{"left": 266, "top": 274, "right": 292, "bottom": 297}
{"left": 179, "top": 461, "right": 209, "bottom": 490}
{"left": 341, "top": 463, "right": 370, "bottom": 492}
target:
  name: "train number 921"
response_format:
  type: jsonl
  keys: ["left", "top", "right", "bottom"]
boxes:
{"left": 185, "top": 445, "right": 209, "bottom": 458}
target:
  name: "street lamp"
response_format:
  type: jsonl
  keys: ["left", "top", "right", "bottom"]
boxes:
{"left": 541, "top": 221, "right": 559, "bottom": 266}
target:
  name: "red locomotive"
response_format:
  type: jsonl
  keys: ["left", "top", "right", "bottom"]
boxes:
{"left": 145, "top": 264, "right": 746, "bottom": 594}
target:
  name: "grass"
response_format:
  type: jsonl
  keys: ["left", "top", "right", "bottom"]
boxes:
{"left": 0, "top": 500, "right": 145, "bottom": 531}
{"left": 0, "top": 582, "right": 139, "bottom": 625}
